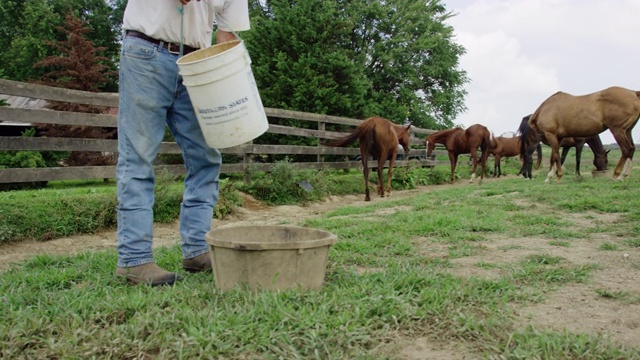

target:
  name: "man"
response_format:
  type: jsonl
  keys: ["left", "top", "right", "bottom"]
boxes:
{"left": 115, "top": 0, "right": 250, "bottom": 286}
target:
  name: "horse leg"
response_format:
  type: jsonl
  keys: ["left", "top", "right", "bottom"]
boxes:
{"left": 560, "top": 146, "right": 570, "bottom": 174}
{"left": 448, "top": 152, "right": 458, "bottom": 183}
{"left": 610, "top": 128, "right": 636, "bottom": 180}
{"left": 520, "top": 150, "right": 531, "bottom": 179}
{"left": 377, "top": 157, "right": 385, "bottom": 197}
{"left": 494, "top": 155, "right": 500, "bottom": 177}
{"left": 549, "top": 140, "right": 563, "bottom": 182}
{"left": 469, "top": 149, "right": 478, "bottom": 183}
{"left": 386, "top": 154, "right": 396, "bottom": 197}
{"left": 361, "top": 149, "right": 371, "bottom": 201}
{"left": 574, "top": 144, "right": 584, "bottom": 176}
{"left": 479, "top": 148, "right": 489, "bottom": 184}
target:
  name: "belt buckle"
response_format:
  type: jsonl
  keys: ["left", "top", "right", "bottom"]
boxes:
{"left": 167, "top": 42, "right": 181, "bottom": 55}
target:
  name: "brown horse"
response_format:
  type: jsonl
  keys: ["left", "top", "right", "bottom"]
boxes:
{"left": 425, "top": 124, "right": 491, "bottom": 184}
{"left": 323, "top": 116, "right": 411, "bottom": 201}
{"left": 518, "top": 114, "right": 609, "bottom": 178}
{"left": 521, "top": 86, "right": 640, "bottom": 181}
{"left": 490, "top": 136, "right": 541, "bottom": 177}
{"left": 518, "top": 115, "right": 609, "bottom": 179}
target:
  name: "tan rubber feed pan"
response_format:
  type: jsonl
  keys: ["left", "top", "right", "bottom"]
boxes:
{"left": 206, "top": 225, "right": 337, "bottom": 291}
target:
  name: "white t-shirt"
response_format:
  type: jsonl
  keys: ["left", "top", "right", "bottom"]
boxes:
{"left": 123, "top": 0, "right": 250, "bottom": 49}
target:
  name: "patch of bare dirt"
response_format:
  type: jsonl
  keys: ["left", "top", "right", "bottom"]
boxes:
{"left": 1, "top": 176, "right": 639, "bottom": 358}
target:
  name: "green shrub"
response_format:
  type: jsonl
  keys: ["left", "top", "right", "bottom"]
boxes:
{"left": 240, "top": 158, "right": 323, "bottom": 205}
{"left": 0, "top": 128, "right": 68, "bottom": 169}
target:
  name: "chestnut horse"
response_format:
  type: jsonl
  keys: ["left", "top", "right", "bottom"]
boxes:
{"left": 521, "top": 86, "right": 640, "bottom": 181}
{"left": 425, "top": 124, "right": 491, "bottom": 184}
{"left": 490, "top": 136, "right": 541, "bottom": 178}
{"left": 323, "top": 116, "right": 411, "bottom": 201}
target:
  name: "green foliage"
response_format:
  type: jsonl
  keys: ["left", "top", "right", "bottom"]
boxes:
{"left": 0, "top": 188, "right": 118, "bottom": 243}
{"left": 0, "top": 0, "right": 121, "bottom": 90}
{"left": 246, "top": 0, "right": 370, "bottom": 118}
{"left": 0, "top": 128, "right": 68, "bottom": 170}
{"left": 240, "top": 158, "right": 331, "bottom": 205}
{"left": 245, "top": 0, "right": 468, "bottom": 130}
{"left": 214, "top": 179, "right": 243, "bottom": 219}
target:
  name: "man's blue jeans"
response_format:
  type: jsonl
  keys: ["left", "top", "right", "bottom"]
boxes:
{"left": 116, "top": 36, "right": 221, "bottom": 268}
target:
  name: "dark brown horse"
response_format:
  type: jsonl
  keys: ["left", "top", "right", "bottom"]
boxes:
{"left": 490, "top": 135, "right": 541, "bottom": 178}
{"left": 323, "top": 116, "right": 411, "bottom": 201}
{"left": 558, "top": 135, "right": 609, "bottom": 176}
{"left": 425, "top": 124, "right": 491, "bottom": 184}
{"left": 520, "top": 86, "right": 640, "bottom": 181}
{"left": 518, "top": 113, "right": 611, "bottom": 181}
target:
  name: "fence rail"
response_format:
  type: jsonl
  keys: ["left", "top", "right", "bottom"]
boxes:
{"left": 0, "top": 79, "right": 442, "bottom": 184}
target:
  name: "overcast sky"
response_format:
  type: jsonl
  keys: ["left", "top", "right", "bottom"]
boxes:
{"left": 441, "top": 0, "right": 640, "bottom": 145}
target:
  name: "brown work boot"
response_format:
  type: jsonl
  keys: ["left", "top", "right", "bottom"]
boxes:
{"left": 182, "top": 253, "right": 212, "bottom": 273}
{"left": 115, "top": 263, "right": 182, "bottom": 286}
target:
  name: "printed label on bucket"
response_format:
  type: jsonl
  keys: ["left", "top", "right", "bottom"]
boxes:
{"left": 194, "top": 68, "right": 265, "bottom": 129}
{"left": 196, "top": 94, "right": 252, "bottom": 126}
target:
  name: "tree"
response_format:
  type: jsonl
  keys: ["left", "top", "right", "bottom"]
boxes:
{"left": 244, "top": 0, "right": 468, "bottom": 130}
{"left": 346, "top": 0, "right": 468, "bottom": 129}
{"left": 243, "top": 0, "right": 372, "bottom": 159}
{"left": 32, "top": 11, "right": 117, "bottom": 167}
{"left": 0, "top": 0, "right": 121, "bottom": 90}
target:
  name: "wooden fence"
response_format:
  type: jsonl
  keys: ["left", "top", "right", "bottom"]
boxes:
{"left": 0, "top": 79, "right": 441, "bottom": 184}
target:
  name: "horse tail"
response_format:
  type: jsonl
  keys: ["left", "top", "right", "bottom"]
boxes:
{"left": 534, "top": 143, "right": 542, "bottom": 169}
{"left": 481, "top": 128, "right": 491, "bottom": 153}
{"left": 322, "top": 127, "right": 363, "bottom": 147}
{"left": 518, "top": 114, "right": 537, "bottom": 156}
{"left": 489, "top": 132, "right": 497, "bottom": 152}
{"left": 479, "top": 127, "right": 491, "bottom": 165}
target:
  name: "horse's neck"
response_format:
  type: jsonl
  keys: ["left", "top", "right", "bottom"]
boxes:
{"left": 587, "top": 137, "right": 604, "bottom": 153}
{"left": 435, "top": 129, "right": 460, "bottom": 144}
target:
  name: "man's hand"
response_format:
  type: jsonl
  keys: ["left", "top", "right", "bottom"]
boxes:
{"left": 216, "top": 30, "right": 238, "bottom": 44}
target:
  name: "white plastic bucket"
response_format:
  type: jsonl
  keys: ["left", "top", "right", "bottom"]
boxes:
{"left": 177, "top": 40, "right": 268, "bottom": 149}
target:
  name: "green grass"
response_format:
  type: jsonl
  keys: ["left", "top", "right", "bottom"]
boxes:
{"left": 2, "top": 150, "right": 640, "bottom": 358}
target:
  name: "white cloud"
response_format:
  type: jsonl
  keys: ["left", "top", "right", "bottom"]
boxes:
{"left": 443, "top": 0, "right": 640, "bottom": 144}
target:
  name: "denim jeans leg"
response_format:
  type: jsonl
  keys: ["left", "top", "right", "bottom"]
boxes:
{"left": 167, "top": 77, "right": 221, "bottom": 260}
{"left": 116, "top": 38, "right": 178, "bottom": 268}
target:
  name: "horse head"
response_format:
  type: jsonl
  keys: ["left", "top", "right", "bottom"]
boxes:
{"left": 593, "top": 149, "right": 610, "bottom": 171}
{"left": 398, "top": 124, "right": 412, "bottom": 154}
{"left": 425, "top": 133, "right": 437, "bottom": 159}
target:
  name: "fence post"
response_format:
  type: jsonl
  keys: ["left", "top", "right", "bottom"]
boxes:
{"left": 317, "top": 121, "right": 325, "bottom": 163}
{"left": 243, "top": 141, "right": 253, "bottom": 184}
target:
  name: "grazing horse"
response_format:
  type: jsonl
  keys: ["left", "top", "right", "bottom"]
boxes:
{"left": 323, "top": 116, "right": 411, "bottom": 201}
{"left": 425, "top": 124, "right": 491, "bottom": 184}
{"left": 490, "top": 135, "right": 541, "bottom": 178}
{"left": 521, "top": 86, "right": 640, "bottom": 181}
{"left": 518, "top": 115, "right": 608, "bottom": 178}
{"left": 558, "top": 135, "right": 609, "bottom": 176}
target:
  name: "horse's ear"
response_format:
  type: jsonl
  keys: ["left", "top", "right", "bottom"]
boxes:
{"left": 405, "top": 124, "right": 412, "bottom": 132}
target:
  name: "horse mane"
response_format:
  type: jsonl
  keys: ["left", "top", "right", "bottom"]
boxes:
{"left": 428, "top": 127, "right": 461, "bottom": 144}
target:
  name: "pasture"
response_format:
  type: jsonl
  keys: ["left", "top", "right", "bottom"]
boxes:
{"left": 1, "top": 151, "right": 640, "bottom": 359}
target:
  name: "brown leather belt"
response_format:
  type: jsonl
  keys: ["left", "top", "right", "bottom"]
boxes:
{"left": 126, "top": 30, "right": 199, "bottom": 55}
